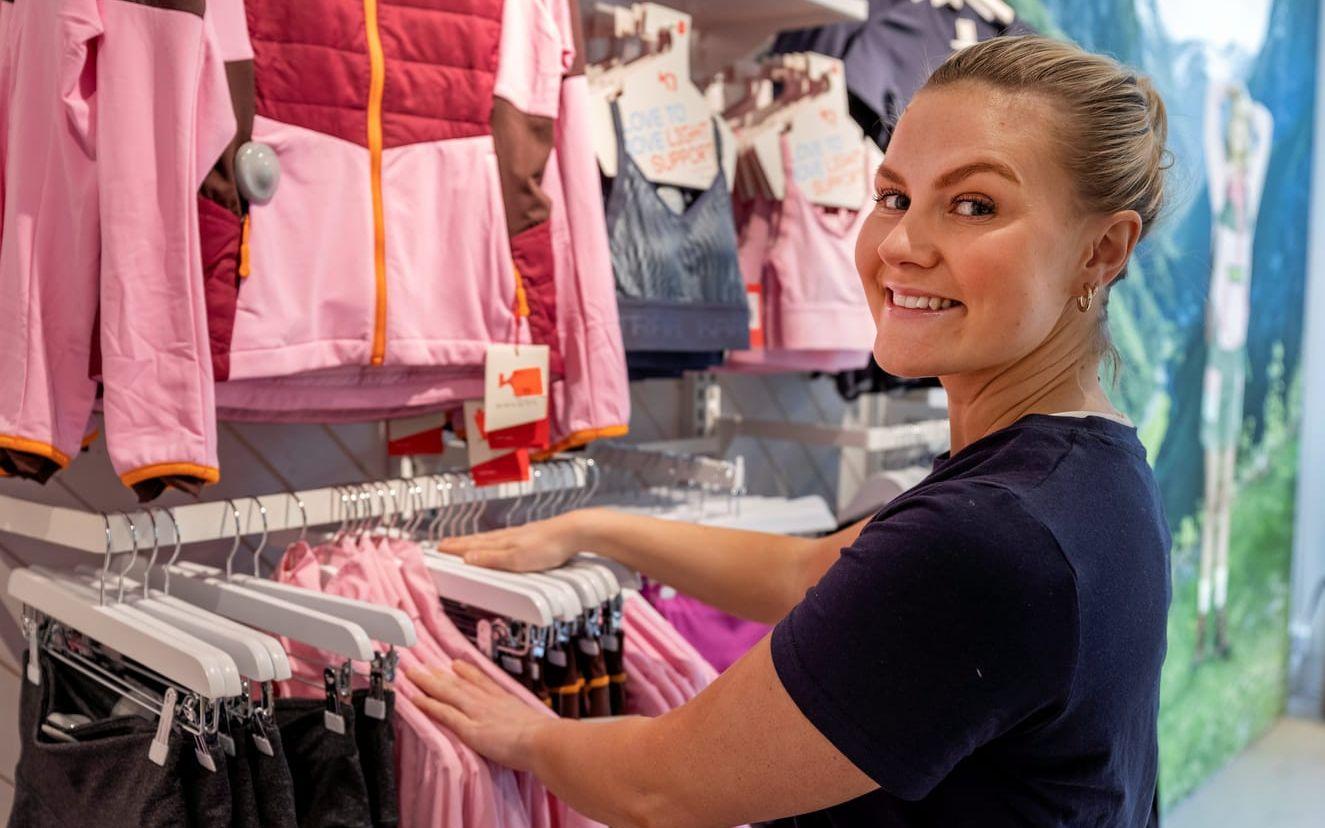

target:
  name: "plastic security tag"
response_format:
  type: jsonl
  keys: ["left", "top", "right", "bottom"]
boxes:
{"left": 547, "top": 649, "right": 567, "bottom": 668}
{"left": 484, "top": 345, "right": 549, "bottom": 431}
{"left": 218, "top": 730, "right": 237, "bottom": 757}
{"left": 602, "top": 634, "right": 620, "bottom": 653}
{"left": 578, "top": 637, "right": 601, "bottom": 657}
{"left": 149, "top": 688, "right": 178, "bottom": 767}
{"left": 235, "top": 142, "right": 281, "bottom": 205}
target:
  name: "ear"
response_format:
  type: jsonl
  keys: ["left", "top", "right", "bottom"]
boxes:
{"left": 1084, "top": 210, "right": 1143, "bottom": 289}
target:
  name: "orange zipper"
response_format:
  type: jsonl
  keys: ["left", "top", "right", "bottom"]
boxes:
{"left": 364, "top": 0, "right": 388, "bottom": 365}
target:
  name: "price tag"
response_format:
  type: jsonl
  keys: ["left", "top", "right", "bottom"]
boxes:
{"left": 463, "top": 401, "right": 532, "bottom": 487}
{"left": 788, "top": 105, "right": 868, "bottom": 210}
{"left": 484, "top": 344, "right": 549, "bottom": 432}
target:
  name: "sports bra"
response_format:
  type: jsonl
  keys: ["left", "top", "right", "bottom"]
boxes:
{"left": 604, "top": 101, "right": 749, "bottom": 353}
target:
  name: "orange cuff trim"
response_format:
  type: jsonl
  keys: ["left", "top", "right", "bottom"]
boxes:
{"left": 609, "top": 673, "right": 628, "bottom": 684}
{"left": 534, "top": 424, "right": 629, "bottom": 461}
{"left": 552, "top": 678, "right": 586, "bottom": 696}
{"left": 0, "top": 435, "right": 70, "bottom": 468}
{"left": 119, "top": 462, "right": 221, "bottom": 489}
{"left": 238, "top": 214, "right": 252, "bottom": 279}
{"left": 586, "top": 675, "right": 611, "bottom": 689}
{"left": 80, "top": 428, "right": 101, "bottom": 450}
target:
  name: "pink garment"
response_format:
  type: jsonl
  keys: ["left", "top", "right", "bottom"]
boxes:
{"left": 543, "top": 69, "right": 631, "bottom": 451}
{"left": 639, "top": 582, "right": 772, "bottom": 673}
{"left": 625, "top": 591, "right": 721, "bottom": 690}
{"left": 727, "top": 135, "right": 875, "bottom": 374}
{"left": 0, "top": 0, "right": 231, "bottom": 491}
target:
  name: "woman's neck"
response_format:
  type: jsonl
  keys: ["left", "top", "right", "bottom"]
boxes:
{"left": 939, "top": 328, "right": 1120, "bottom": 456}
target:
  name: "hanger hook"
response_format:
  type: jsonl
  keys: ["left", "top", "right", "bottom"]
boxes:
{"left": 247, "top": 496, "right": 269, "bottom": 577}
{"left": 163, "top": 508, "right": 183, "bottom": 595}
{"left": 437, "top": 474, "right": 458, "bottom": 540}
{"left": 116, "top": 512, "right": 139, "bottom": 604}
{"left": 222, "top": 499, "right": 242, "bottom": 580}
{"left": 143, "top": 508, "right": 162, "bottom": 601}
{"left": 286, "top": 490, "right": 308, "bottom": 542}
{"left": 99, "top": 513, "right": 114, "bottom": 607}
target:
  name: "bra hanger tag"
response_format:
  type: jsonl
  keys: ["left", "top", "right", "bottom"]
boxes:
{"left": 615, "top": 10, "right": 718, "bottom": 191}
{"left": 785, "top": 57, "right": 868, "bottom": 210}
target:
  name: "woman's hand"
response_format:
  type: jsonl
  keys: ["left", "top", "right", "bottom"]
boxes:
{"left": 435, "top": 509, "right": 595, "bottom": 572}
{"left": 407, "top": 661, "right": 550, "bottom": 772}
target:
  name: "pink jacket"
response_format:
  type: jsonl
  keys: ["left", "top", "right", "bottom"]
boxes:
{"left": 210, "top": 0, "right": 629, "bottom": 453}
{"left": 0, "top": 0, "right": 232, "bottom": 499}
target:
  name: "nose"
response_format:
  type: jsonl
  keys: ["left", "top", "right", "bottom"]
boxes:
{"left": 877, "top": 210, "right": 940, "bottom": 272}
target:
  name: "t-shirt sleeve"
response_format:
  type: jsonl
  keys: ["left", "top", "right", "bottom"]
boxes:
{"left": 771, "top": 483, "right": 1079, "bottom": 801}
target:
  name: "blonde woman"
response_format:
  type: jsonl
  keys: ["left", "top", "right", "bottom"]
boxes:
{"left": 415, "top": 36, "right": 1172, "bottom": 827}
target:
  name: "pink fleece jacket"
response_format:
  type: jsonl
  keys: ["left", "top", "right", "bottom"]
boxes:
{"left": 0, "top": 0, "right": 232, "bottom": 497}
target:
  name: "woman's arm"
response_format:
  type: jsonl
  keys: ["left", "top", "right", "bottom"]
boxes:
{"left": 438, "top": 508, "right": 870, "bottom": 623}
{"left": 409, "top": 636, "right": 877, "bottom": 827}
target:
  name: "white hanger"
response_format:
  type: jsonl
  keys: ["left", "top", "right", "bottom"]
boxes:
{"left": 9, "top": 515, "right": 240, "bottom": 698}
{"left": 73, "top": 511, "right": 286, "bottom": 683}
{"left": 132, "top": 500, "right": 375, "bottom": 662}
{"left": 423, "top": 555, "right": 556, "bottom": 626}
{"left": 212, "top": 495, "right": 417, "bottom": 648}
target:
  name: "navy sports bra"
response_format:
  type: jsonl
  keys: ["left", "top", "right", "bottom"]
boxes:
{"left": 604, "top": 101, "right": 749, "bottom": 353}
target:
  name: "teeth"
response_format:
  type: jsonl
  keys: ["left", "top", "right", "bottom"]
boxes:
{"left": 891, "top": 290, "right": 957, "bottom": 310}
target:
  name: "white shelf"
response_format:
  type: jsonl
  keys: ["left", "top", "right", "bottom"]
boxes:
{"left": 717, "top": 416, "right": 951, "bottom": 453}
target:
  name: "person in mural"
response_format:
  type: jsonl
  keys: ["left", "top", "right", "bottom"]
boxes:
{"left": 1196, "top": 81, "right": 1273, "bottom": 661}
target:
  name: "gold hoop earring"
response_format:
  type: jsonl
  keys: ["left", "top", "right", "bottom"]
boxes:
{"left": 1076, "top": 284, "right": 1097, "bottom": 313}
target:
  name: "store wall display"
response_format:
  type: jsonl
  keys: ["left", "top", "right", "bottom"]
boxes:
{"left": 1008, "top": 0, "right": 1318, "bottom": 810}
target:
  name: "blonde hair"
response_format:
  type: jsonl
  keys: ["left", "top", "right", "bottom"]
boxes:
{"left": 924, "top": 35, "right": 1172, "bottom": 374}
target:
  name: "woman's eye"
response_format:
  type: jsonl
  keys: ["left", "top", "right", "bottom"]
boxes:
{"left": 874, "top": 190, "right": 910, "bottom": 210}
{"left": 954, "top": 196, "right": 995, "bottom": 217}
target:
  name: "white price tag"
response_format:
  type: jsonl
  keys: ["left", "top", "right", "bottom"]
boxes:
{"left": 483, "top": 344, "right": 549, "bottom": 431}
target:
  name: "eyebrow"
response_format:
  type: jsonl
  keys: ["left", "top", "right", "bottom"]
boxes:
{"left": 875, "top": 160, "right": 1021, "bottom": 189}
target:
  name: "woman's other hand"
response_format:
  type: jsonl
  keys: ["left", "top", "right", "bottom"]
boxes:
{"left": 407, "top": 661, "right": 548, "bottom": 771}
{"left": 435, "top": 509, "right": 595, "bottom": 572}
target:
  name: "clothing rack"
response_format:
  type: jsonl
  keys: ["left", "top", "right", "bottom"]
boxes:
{"left": 586, "top": 442, "right": 742, "bottom": 491}
{"left": 716, "top": 415, "right": 951, "bottom": 454}
{"left": 0, "top": 461, "right": 589, "bottom": 556}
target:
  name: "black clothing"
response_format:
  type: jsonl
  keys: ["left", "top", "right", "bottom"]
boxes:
{"left": 274, "top": 697, "right": 374, "bottom": 828}
{"left": 352, "top": 689, "right": 400, "bottom": 828}
{"left": 772, "top": 415, "right": 1171, "bottom": 826}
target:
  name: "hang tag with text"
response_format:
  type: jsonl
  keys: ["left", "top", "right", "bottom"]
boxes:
{"left": 484, "top": 344, "right": 549, "bottom": 432}
{"left": 618, "top": 46, "right": 719, "bottom": 191}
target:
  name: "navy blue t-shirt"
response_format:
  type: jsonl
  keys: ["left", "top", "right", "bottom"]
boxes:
{"left": 771, "top": 414, "right": 1171, "bottom": 826}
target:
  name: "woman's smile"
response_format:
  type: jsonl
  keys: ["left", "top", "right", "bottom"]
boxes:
{"left": 884, "top": 286, "right": 965, "bottom": 316}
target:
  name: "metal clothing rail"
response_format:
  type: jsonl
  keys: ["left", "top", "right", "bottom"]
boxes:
{"left": 715, "top": 416, "right": 951, "bottom": 454}
{"left": 0, "top": 462, "right": 588, "bottom": 556}
{"left": 586, "top": 441, "right": 741, "bottom": 492}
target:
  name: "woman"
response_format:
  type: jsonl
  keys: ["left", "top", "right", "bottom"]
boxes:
{"left": 410, "top": 35, "right": 1173, "bottom": 826}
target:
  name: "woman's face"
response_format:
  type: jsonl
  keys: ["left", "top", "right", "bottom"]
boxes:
{"left": 855, "top": 83, "right": 1095, "bottom": 379}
